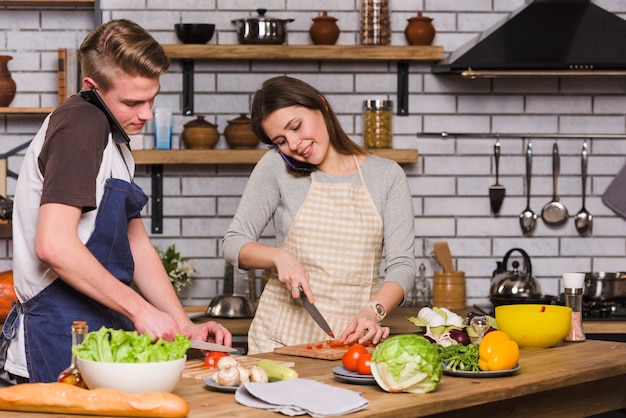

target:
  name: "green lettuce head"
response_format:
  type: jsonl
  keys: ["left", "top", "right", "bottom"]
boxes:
{"left": 371, "top": 334, "right": 442, "bottom": 393}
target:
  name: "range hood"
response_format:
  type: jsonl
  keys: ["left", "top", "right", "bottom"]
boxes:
{"left": 433, "top": 0, "right": 626, "bottom": 78}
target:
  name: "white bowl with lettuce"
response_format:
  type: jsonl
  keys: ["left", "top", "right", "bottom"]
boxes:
{"left": 74, "top": 327, "right": 191, "bottom": 394}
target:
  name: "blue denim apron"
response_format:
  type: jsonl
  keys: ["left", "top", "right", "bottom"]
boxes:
{"left": 2, "top": 144, "right": 148, "bottom": 382}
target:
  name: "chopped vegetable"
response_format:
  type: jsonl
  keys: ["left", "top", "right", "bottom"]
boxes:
{"left": 370, "top": 334, "right": 442, "bottom": 394}
{"left": 203, "top": 351, "right": 228, "bottom": 368}
{"left": 73, "top": 327, "right": 191, "bottom": 363}
{"left": 478, "top": 330, "right": 520, "bottom": 371}
{"left": 439, "top": 343, "right": 480, "bottom": 372}
{"left": 256, "top": 359, "right": 298, "bottom": 381}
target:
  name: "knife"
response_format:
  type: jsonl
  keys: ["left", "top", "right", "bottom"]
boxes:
{"left": 298, "top": 287, "right": 335, "bottom": 338}
{"left": 189, "top": 340, "right": 238, "bottom": 353}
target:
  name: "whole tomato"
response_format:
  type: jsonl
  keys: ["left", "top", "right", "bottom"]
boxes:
{"left": 342, "top": 344, "right": 368, "bottom": 372}
{"left": 356, "top": 353, "right": 372, "bottom": 375}
{"left": 203, "top": 351, "right": 228, "bottom": 369}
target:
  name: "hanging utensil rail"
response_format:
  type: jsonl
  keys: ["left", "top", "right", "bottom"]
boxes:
{"left": 418, "top": 132, "right": 626, "bottom": 139}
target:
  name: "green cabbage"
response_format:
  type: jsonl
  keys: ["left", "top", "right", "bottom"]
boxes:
{"left": 73, "top": 326, "right": 191, "bottom": 363}
{"left": 370, "top": 334, "right": 442, "bottom": 393}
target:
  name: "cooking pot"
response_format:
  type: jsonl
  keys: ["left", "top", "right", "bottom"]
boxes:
{"left": 490, "top": 248, "right": 543, "bottom": 305}
{"left": 232, "top": 9, "right": 294, "bottom": 45}
{"left": 584, "top": 272, "right": 626, "bottom": 301}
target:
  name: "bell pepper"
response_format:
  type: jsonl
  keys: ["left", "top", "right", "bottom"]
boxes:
{"left": 478, "top": 330, "right": 520, "bottom": 371}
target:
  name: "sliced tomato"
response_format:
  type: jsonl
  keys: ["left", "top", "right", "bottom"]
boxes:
{"left": 356, "top": 353, "right": 372, "bottom": 375}
{"left": 203, "top": 351, "right": 228, "bottom": 368}
{"left": 341, "top": 343, "right": 368, "bottom": 372}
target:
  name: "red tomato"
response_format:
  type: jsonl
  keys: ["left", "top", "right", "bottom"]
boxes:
{"left": 341, "top": 344, "right": 368, "bottom": 372}
{"left": 203, "top": 351, "right": 228, "bottom": 368}
{"left": 356, "top": 353, "right": 372, "bottom": 375}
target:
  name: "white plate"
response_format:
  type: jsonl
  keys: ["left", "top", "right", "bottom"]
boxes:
{"left": 332, "top": 366, "right": 376, "bottom": 385}
{"left": 204, "top": 377, "right": 239, "bottom": 393}
{"left": 442, "top": 363, "right": 520, "bottom": 378}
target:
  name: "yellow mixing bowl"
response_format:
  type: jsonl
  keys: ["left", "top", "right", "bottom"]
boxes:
{"left": 495, "top": 304, "right": 572, "bottom": 348}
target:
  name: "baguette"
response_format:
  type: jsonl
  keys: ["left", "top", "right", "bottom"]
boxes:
{"left": 0, "top": 382, "right": 189, "bottom": 417}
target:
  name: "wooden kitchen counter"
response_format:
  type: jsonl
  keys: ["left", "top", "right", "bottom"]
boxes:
{"left": 187, "top": 305, "right": 626, "bottom": 336}
{"left": 172, "top": 340, "right": 626, "bottom": 417}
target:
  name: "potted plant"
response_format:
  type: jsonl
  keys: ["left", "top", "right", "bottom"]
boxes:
{"left": 155, "top": 244, "right": 196, "bottom": 294}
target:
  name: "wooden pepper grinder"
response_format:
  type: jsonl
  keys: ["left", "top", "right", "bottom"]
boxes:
{"left": 405, "top": 11, "right": 436, "bottom": 46}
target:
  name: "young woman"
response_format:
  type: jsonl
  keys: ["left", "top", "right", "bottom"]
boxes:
{"left": 223, "top": 76, "right": 416, "bottom": 354}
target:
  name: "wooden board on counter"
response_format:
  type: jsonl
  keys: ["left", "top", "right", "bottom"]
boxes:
{"left": 183, "top": 357, "right": 295, "bottom": 380}
{"left": 273, "top": 342, "right": 373, "bottom": 360}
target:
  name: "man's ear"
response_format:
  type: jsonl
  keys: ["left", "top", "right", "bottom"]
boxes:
{"left": 82, "top": 77, "right": 97, "bottom": 90}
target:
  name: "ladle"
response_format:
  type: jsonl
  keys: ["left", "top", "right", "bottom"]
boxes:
{"left": 575, "top": 142, "right": 592, "bottom": 236}
{"left": 541, "top": 141, "right": 568, "bottom": 226}
{"left": 519, "top": 142, "right": 538, "bottom": 235}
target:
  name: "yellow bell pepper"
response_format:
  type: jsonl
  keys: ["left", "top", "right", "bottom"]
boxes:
{"left": 478, "top": 330, "right": 520, "bottom": 371}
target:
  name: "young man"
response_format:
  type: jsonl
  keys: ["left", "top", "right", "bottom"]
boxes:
{"left": 1, "top": 19, "right": 231, "bottom": 383}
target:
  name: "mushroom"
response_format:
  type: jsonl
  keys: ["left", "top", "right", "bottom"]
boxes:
{"left": 248, "top": 365, "right": 269, "bottom": 383}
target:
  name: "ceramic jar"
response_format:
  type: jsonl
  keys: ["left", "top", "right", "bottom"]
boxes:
{"left": 309, "top": 11, "right": 340, "bottom": 45}
{"left": 0, "top": 56, "right": 16, "bottom": 107}
{"left": 224, "top": 114, "right": 259, "bottom": 149}
{"left": 405, "top": 11, "right": 436, "bottom": 46}
{"left": 181, "top": 115, "right": 219, "bottom": 149}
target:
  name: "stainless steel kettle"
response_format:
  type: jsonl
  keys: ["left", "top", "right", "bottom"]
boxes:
{"left": 490, "top": 248, "right": 541, "bottom": 297}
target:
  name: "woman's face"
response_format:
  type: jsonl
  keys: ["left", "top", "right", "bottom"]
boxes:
{"left": 262, "top": 105, "right": 330, "bottom": 166}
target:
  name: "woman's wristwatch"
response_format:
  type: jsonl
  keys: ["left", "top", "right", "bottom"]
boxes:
{"left": 365, "top": 301, "right": 387, "bottom": 323}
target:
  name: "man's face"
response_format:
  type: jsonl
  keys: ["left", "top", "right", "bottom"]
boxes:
{"left": 98, "top": 73, "right": 161, "bottom": 136}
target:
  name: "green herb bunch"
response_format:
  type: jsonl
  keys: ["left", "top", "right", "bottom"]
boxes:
{"left": 155, "top": 244, "right": 196, "bottom": 294}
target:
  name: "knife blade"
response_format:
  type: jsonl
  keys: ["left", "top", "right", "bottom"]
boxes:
{"left": 298, "top": 287, "right": 334, "bottom": 338}
{"left": 189, "top": 340, "right": 238, "bottom": 353}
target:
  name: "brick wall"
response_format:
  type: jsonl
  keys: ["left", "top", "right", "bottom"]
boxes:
{"left": 2, "top": 0, "right": 626, "bottom": 307}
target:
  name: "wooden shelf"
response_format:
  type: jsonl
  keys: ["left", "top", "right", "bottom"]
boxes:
{"left": 161, "top": 44, "right": 444, "bottom": 61}
{"left": 133, "top": 148, "right": 418, "bottom": 165}
{"left": 0, "top": 107, "right": 54, "bottom": 114}
{"left": 0, "top": 0, "right": 93, "bottom": 7}
{"left": 0, "top": 223, "right": 10, "bottom": 239}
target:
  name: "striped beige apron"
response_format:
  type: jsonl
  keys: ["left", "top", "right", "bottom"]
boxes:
{"left": 248, "top": 156, "right": 383, "bottom": 354}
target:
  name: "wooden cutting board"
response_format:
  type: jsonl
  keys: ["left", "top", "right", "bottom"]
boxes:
{"left": 274, "top": 342, "right": 374, "bottom": 360}
{"left": 182, "top": 356, "right": 295, "bottom": 380}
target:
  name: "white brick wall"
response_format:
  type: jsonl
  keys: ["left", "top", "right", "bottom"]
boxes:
{"left": 1, "top": 0, "right": 626, "bottom": 307}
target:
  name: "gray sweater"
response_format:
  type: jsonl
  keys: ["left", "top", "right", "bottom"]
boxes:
{"left": 223, "top": 150, "right": 416, "bottom": 295}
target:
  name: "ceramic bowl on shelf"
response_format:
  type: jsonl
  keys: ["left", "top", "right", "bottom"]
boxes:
{"left": 175, "top": 23, "right": 215, "bottom": 44}
{"left": 495, "top": 304, "right": 572, "bottom": 348}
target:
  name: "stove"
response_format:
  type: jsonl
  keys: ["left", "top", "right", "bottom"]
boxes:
{"left": 582, "top": 299, "right": 626, "bottom": 321}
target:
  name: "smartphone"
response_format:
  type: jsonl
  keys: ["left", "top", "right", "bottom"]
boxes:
{"left": 270, "top": 145, "right": 316, "bottom": 173}
{"left": 80, "top": 88, "right": 130, "bottom": 144}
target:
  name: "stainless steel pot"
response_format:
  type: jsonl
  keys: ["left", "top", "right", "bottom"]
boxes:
{"left": 584, "top": 272, "right": 626, "bottom": 301}
{"left": 232, "top": 9, "right": 294, "bottom": 45}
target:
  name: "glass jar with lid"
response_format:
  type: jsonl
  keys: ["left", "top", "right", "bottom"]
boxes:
{"left": 360, "top": 0, "right": 391, "bottom": 45}
{"left": 363, "top": 99, "right": 393, "bottom": 148}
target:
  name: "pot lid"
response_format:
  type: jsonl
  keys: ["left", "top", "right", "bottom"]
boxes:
{"left": 227, "top": 113, "right": 251, "bottom": 125}
{"left": 313, "top": 11, "right": 337, "bottom": 22}
{"left": 184, "top": 115, "right": 216, "bottom": 128}
{"left": 232, "top": 8, "right": 294, "bottom": 24}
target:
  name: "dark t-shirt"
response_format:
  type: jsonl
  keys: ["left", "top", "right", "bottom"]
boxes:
{"left": 38, "top": 94, "right": 110, "bottom": 212}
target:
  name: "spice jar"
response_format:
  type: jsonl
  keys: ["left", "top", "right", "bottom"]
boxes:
{"left": 562, "top": 273, "right": 586, "bottom": 342}
{"left": 360, "top": 0, "right": 390, "bottom": 45}
{"left": 363, "top": 99, "right": 392, "bottom": 148}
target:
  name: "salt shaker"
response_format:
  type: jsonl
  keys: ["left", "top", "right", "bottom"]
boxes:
{"left": 411, "top": 263, "right": 432, "bottom": 306}
{"left": 562, "top": 273, "right": 586, "bottom": 342}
